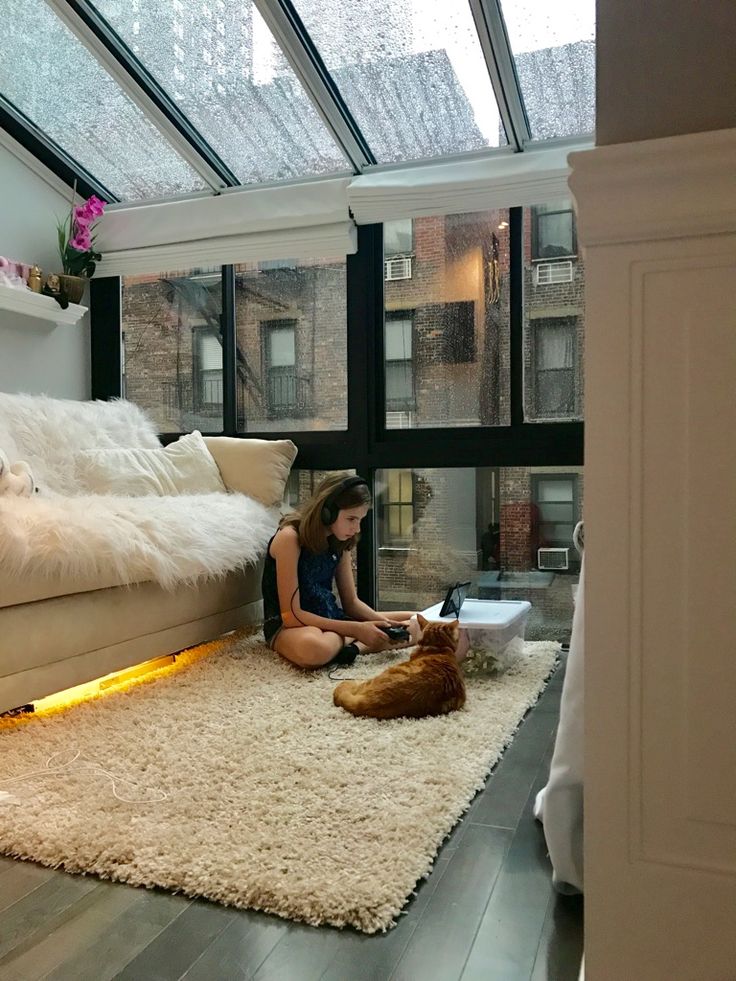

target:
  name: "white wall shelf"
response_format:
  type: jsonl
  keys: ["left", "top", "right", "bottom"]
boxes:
{"left": 0, "top": 282, "right": 87, "bottom": 326}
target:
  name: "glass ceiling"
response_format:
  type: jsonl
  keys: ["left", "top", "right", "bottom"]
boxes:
{"left": 291, "top": 0, "right": 507, "bottom": 162}
{"left": 1, "top": 0, "right": 595, "bottom": 202}
{"left": 1, "top": 0, "right": 207, "bottom": 200}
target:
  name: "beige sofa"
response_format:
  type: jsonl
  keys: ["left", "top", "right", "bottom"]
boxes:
{"left": 0, "top": 394, "right": 296, "bottom": 715}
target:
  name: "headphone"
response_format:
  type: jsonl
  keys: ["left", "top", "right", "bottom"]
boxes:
{"left": 320, "top": 476, "right": 369, "bottom": 526}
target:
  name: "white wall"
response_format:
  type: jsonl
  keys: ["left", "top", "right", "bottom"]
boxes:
{"left": 0, "top": 139, "right": 90, "bottom": 399}
{"left": 596, "top": 0, "right": 736, "bottom": 145}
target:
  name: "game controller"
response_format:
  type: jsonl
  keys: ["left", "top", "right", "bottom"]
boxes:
{"left": 379, "top": 625, "right": 411, "bottom": 642}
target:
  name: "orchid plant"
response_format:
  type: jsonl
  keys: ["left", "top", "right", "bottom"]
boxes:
{"left": 57, "top": 184, "right": 106, "bottom": 278}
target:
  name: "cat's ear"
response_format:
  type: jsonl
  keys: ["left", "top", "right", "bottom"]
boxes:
{"left": 416, "top": 613, "right": 428, "bottom": 628}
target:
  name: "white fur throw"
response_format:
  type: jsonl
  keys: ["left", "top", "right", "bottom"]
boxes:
{"left": 0, "top": 394, "right": 279, "bottom": 589}
{"left": 0, "top": 492, "right": 276, "bottom": 590}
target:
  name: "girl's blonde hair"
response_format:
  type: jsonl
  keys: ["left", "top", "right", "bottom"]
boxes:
{"left": 280, "top": 472, "right": 372, "bottom": 554}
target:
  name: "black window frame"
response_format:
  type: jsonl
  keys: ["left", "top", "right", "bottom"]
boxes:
{"left": 91, "top": 209, "right": 583, "bottom": 608}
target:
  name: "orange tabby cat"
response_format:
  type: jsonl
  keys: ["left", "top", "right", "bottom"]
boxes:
{"left": 333, "top": 615, "right": 465, "bottom": 720}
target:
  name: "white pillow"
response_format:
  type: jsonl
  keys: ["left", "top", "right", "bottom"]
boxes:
{"left": 75, "top": 431, "right": 227, "bottom": 496}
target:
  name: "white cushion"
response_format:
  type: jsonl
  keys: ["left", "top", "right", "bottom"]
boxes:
{"left": 203, "top": 436, "right": 297, "bottom": 507}
{"left": 75, "top": 431, "right": 227, "bottom": 497}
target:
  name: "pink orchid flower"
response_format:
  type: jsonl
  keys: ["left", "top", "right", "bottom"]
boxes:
{"left": 70, "top": 230, "right": 93, "bottom": 252}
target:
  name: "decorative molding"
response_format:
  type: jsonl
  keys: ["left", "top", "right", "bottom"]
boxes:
{"left": 0, "top": 283, "right": 87, "bottom": 326}
{"left": 569, "top": 127, "right": 736, "bottom": 247}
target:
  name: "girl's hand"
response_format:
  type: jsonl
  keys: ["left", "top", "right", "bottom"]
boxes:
{"left": 351, "top": 621, "right": 393, "bottom": 651}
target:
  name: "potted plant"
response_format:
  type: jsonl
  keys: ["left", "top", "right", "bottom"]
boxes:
{"left": 56, "top": 183, "right": 106, "bottom": 303}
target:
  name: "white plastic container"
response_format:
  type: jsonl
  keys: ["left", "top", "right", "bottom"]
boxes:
{"left": 419, "top": 598, "right": 532, "bottom": 654}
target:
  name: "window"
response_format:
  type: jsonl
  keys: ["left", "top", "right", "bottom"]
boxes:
{"left": 441, "top": 301, "right": 475, "bottom": 364}
{"left": 382, "top": 470, "right": 415, "bottom": 545}
{"left": 262, "top": 321, "right": 302, "bottom": 419}
{"left": 384, "top": 219, "right": 413, "bottom": 257}
{"left": 532, "top": 318, "right": 577, "bottom": 418}
{"left": 194, "top": 328, "right": 223, "bottom": 412}
{"left": 532, "top": 474, "right": 579, "bottom": 552}
{"left": 385, "top": 315, "right": 414, "bottom": 412}
{"left": 532, "top": 203, "right": 577, "bottom": 259}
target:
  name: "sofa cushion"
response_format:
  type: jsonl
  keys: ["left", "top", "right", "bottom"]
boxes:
{"left": 75, "top": 431, "right": 227, "bottom": 497}
{"left": 203, "top": 436, "right": 297, "bottom": 507}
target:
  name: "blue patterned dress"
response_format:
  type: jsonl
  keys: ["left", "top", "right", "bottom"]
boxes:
{"left": 261, "top": 535, "right": 347, "bottom": 646}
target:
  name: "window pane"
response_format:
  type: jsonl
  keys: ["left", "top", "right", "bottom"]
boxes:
{"left": 292, "top": 0, "right": 507, "bottom": 163}
{"left": 235, "top": 258, "right": 347, "bottom": 431}
{"left": 384, "top": 220, "right": 414, "bottom": 256}
{"left": 1, "top": 1, "right": 206, "bottom": 200}
{"left": 376, "top": 466, "right": 583, "bottom": 640}
{"left": 385, "top": 210, "right": 510, "bottom": 428}
{"left": 268, "top": 327, "right": 296, "bottom": 367}
{"left": 91, "top": 1, "right": 349, "bottom": 184}
{"left": 524, "top": 203, "right": 584, "bottom": 422}
{"left": 121, "top": 268, "right": 223, "bottom": 431}
{"left": 500, "top": 0, "right": 595, "bottom": 141}
{"left": 385, "top": 319, "right": 412, "bottom": 361}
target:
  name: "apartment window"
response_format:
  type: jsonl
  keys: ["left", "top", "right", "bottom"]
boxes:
{"left": 384, "top": 218, "right": 413, "bottom": 257}
{"left": 385, "top": 315, "right": 414, "bottom": 411}
{"left": 442, "top": 300, "right": 475, "bottom": 364}
{"left": 532, "top": 203, "right": 576, "bottom": 259}
{"left": 262, "top": 320, "right": 300, "bottom": 418}
{"left": 533, "top": 318, "right": 576, "bottom": 418}
{"left": 194, "top": 328, "right": 223, "bottom": 411}
{"left": 383, "top": 469, "right": 415, "bottom": 544}
{"left": 532, "top": 474, "right": 578, "bottom": 550}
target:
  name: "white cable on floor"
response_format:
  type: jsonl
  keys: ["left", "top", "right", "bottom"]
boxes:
{"left": 0, "top": 749, "right": 167, "bottom": 805}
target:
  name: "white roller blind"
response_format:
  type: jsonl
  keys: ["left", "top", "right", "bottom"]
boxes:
{"left": 97, "top": 176, "right": 355, "bottom": 275}
{"left": 348, "top": 141, "right": 592, "bottom": 223}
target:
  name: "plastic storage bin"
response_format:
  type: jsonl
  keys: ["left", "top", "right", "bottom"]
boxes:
{"left": 419, "top": 598, "right": 532, "bottom": 654}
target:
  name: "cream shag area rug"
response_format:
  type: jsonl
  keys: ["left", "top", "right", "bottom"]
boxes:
{"left": 0, "top": 632, "right": 558, "bottom": 933}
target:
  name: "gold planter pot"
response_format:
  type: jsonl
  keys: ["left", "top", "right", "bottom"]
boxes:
{"left": 57, "top": 274, "right": 87, "bottom": 304}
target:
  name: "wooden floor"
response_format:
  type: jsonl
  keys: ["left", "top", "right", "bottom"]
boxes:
{"left": 0, "top": 660, "right": 582, "bottom": 981}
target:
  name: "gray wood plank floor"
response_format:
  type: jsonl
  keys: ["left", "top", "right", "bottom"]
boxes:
{"left": 0, "top": 659, "right": 582, "bottom": 981}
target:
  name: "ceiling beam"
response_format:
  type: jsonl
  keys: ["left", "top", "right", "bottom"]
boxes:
{"left": 254, "top": 0, "right": 375, "bottom": 172}
{"left": 468, "top": 0, "right": 532, "bottom": 151}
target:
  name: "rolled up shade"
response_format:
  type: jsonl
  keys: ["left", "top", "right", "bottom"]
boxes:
{"left": 97, "top": 176, "right": 355, "bottom": 275}
{"left": 348, "top": 141, "right": 592, "bottom": 222}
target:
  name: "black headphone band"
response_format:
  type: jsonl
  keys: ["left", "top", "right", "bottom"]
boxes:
{"left": 321, "top": 476, "right": 369, "bottom": 524}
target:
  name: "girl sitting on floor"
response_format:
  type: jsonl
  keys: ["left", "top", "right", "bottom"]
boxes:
{"left": 261, "top": 473, "right": 415, "bottom": 669}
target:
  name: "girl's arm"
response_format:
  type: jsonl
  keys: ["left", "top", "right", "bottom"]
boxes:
{"left": 271, "top": 527, "right": 369, "bottom": 637}
{"left": 335, "top": 552, "right": 415, "bottom": 622}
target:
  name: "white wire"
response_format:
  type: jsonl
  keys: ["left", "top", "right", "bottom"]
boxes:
{"left": 0, "top": 749, "right": 167, "bottom": 805}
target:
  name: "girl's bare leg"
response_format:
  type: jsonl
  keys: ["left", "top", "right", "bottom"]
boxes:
{"left": 274, "top": 626, "right": 344, "bottom": 669}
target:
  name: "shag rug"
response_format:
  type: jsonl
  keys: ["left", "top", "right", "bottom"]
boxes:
{"left": 0, "top": 632, "right": 558, "bottom": 933}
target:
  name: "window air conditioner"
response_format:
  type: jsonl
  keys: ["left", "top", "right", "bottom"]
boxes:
{"left": 385, "top": 256, "right": 412, "bottom": 281}
{"left": 535, "top": 260, "right": 573, "bottom": 285}
{"left": 537, "top": 547, "right": 570, "bottom": 571}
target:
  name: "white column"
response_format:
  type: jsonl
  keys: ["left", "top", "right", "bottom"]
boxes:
{"left": 569, "top": 128, "right": 736, "bottom": 980}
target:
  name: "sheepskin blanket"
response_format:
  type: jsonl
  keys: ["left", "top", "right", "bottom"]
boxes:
{"left": 0, "top": 493, "right": 277, "bottom": 590}
{"left": 0, "top": 394, "right": 277, "bottom": 588}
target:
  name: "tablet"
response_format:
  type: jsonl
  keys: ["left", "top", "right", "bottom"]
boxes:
{"left": 438, "top": 580, "right": 471, "bottom": 618}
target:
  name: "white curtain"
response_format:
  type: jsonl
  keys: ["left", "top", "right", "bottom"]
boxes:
{"left": 534, "top": 527, "right": 585, "bottom": 894}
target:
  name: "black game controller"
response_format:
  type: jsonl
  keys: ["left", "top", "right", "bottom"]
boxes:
{"left": 379, "top": 625, "right": 411, "bottom": 642}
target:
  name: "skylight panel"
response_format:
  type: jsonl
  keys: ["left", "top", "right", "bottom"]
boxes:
{"left": 91, "top": 0, "right": 351, "bottom": 184}
{"left": 499, "top": 0, "right": 596, "bottom": 141}
{"left": 290, "top": 0, "right": 508, "bottom": 163}
{"left": 1, "top": 0, "right": 208, "bottom": 201}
